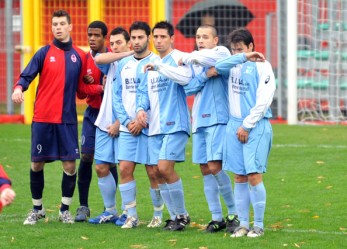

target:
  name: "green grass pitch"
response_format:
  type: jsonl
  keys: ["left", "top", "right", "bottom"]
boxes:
{"left": 0, "top": 124, "right": 346, "bottom": 249}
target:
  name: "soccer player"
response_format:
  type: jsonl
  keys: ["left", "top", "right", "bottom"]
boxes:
{"left": 12, "top": 10, "right": 86, "bottom": 224}
{"left": 178, "top": 24, "right": 239, "bottom": 233}
{"left": 88, "top": 27, "right": 133, "bottom": 224}
{"left": 75, "top": 21, "right": 119, "bottom": 222}
{"left": 0, "top": 164, "right": 16, "bottom": 212}
{"left": 137, "top": 21, "right": 192, "bottom": 231}
{"left": 113, "top": 21, "right": 164, "bottom": 229}
{"left": 215, "top": 28, "right": 275, "bottom": 237}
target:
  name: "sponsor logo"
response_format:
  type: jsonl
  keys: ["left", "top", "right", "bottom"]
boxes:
{"left": 87, "top": 69, "right": 92, "bottom": 75}
{"left": 71, "top": 54, "right": 77, "bottom": 62}
{"left": 49, "top": 56, "right": 56, "bottom": 62}
{"left": 265, "top": 75, "right": 270, "bottom": 84}
{"left": 166, "top": 121, "right": 175, "bottom": 126}
{"left": 202, "top": 114, "right": 211, "bottom": 118}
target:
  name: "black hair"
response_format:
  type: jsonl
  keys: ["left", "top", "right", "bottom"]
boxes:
{"left": 88, "top": 20, "right": 108, "bottom": 37}
{"left": 52, "top": 9, "right": 71, "bottom": 24}
{"left": 228, "top": 28, "right": 255, "bottom": 51}
{"left": 110, "top": 27, "right": 130, "bottom": 42}
{"left": 129, "top": 21, "right": 151, "bottom": 36}
{"left": 152, "top": 21, "right": 174, "bottom": 37}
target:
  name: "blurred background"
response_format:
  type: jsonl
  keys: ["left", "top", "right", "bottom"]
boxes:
{"left": 1, "top": 0, "right": 346, "bottom": 125}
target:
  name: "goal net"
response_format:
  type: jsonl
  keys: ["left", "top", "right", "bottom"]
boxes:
{"left": 296, "top": 0, "right": 347, "bottom": 124}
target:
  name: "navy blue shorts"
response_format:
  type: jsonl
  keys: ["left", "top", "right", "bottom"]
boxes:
{"left": 81, "top": 106, "right": 99, "bottom": 154}
{"left": 31, "top": 122, "right": 80, "bottom": 162}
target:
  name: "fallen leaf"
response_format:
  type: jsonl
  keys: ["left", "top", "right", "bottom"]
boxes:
{"left": 316, "top": 161, "right": 325, "bottom": 164}
{"left": 287, "top": 224, "right": 293, "bottom": 227}
{"left": 5, "top": 164, "right": 12, "bottom": 168}
{"left": 270, "top": 222, "right": 283, "bottom": 229}
{"left": 312, "top": 215, "right": 319, "bottom": 219}
{"left": 294, "top": 243, "right": 300, "bottom": 248}
{"left": 130, "top": 245, "right": 146, "bottom": 249}
{"left": 46, "top": 209, "right": 55, "bottom": 213}
{"left": 317, "top": 176, "right": 325, "bottom": 179}
{"left": 169, "top": 239, "right": 177, "bottom": 246}
{"left": 81, "top": 236, "right": 89, "bottom": 240}
{"left": 283, "top": 244, "right": 288, "bottom": 247}
{"left": 192, "top": 175, "right": 201, "bottom": 179}
{"left": 339, "top": 227, "right": 346, "bottom": 231}
{"left": 199, "top": 247, "right": 208, "bottom": 249}
{"left": 326, "top": 186, "right": 333, "bottom": 189}
{"left": 44, "top": 217, "right": 49, "bottom": 223}
{"left": 11, "top": 237, "right": 15, "bottom": 243}
{"left": 282, "top": 205, "right": 290, "bottom": 208}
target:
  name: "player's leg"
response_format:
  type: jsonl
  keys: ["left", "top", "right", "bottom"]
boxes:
{"left": 58, "top": 123, "right": 80, "bottom": 224}
{"left": 231, "top": 174, "right": 250, "bottom": 238}
{"left": 158, "top": 132, "right": 190, "bottom": 231}
{"left": 60, "top": 160, "right": 77, "bottom": 224}
{"left": 222, "top": 119, "right": 250, "bottom": 237}
{"left": 118, "top": 132, "right": 139, "bottom": 228}
{"left": 76, "top": 107, "right": 97, "bottom": 221}
{"left": 23, "top": 161, "right": 46, "bottom": 225}
{"left": 205, "top": 124, "right": 238, "bottom": 233}
{"left": 89, "top": 128, "right": 119, "bottom": 224}
{"left": 24, "top": 122, "right": 54, "bottom": 225}
{"left": 193, "top": 130, "right": 224, "bottom": 232}
{"left": 244, "top": 119, "right": 272, "bottom": 238}
{"left": 145, "top": 165, "right": 164, "bottom": 228}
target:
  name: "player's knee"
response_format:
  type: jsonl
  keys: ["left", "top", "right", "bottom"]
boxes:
{"left": 95, "top": 164, "right": 109, "bottom": 177}
{"left": 234, "top": 174, "right": 248, "bottom": 183}
{"left": 31, "top": 162, "right": 44, "bottom": 171}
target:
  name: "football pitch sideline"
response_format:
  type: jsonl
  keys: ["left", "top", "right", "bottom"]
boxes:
{"left": 0, "top": 124, "right": 346, "bottom": 249}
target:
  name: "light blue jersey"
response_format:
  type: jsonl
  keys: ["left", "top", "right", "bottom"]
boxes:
{"left": 181, "top": 46, "right": 230, "bottom": 133}
{"left": 136, "top": 49, "right": 191, "bottom": 136}
{"left": 113, "top": 52, "right": 158, "bottom": 133}
{"left": 215, "top": 53, "right": 276, "bottom": 130}
{"left": 95, "top": 59, "right": 118, "bottom": 132}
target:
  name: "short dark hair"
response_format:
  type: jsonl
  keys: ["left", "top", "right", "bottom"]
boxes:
{"left": 110, "top": 27, "right": 130, "bottom": 42}
{"left": 52, "top": 9, "right": 71, "bottom": 24}
{"left": 152, "top": 21, "right": 174, "bottom": 37}
{"left": 197, "top": 24, "right": 218, "bottom": 37}
{"left": 129, "top": 21, "right": 151, "bottom": 36}
{"left": 228, "top": 28, "right": 255, "bottom": 51}
{"left": 88, "top": 21, "right": 108, "bottom": 37}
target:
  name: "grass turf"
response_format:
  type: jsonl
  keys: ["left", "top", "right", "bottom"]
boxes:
{"left": 0, "top": 124, "right": 346, "bottom": 249}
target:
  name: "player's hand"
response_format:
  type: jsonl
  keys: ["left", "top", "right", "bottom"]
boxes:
{"left": 236, "top": 126, "right": 249, "bottom": 144}
{"left": 206, "top": 67, "right": 218, "bottom": 78}
{"left": 245, "top": 52, "right": 265, "bottom": 62}
{"left": 137, "top": 110, "right": 147, "bottom": 128}
{"left": 144, "top": 63, "right": 155, "bottom": 72}
{"left": 12, "top": 88, "right": 24, "bottom": 103}
{"left": 107, "top": 119, "right": 120, "bottom": 137}
{"left": 127, "top": 120, "right": 142, "bottom": 136}
{"left": 0, "top": 188, "right": 16, "bottom": 207}
{"left": 83, "top": 74, "right": 95, "bottom": 84}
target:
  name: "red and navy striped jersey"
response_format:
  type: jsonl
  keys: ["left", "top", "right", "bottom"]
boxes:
{"left": 77, "top": 49, "right": 109, "bottom": 109}
{"left": 15, "top": 38, "right": 86, "bottom": 124}
{"left": 0, "top": 165, "right": 11, "bottom": 193}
